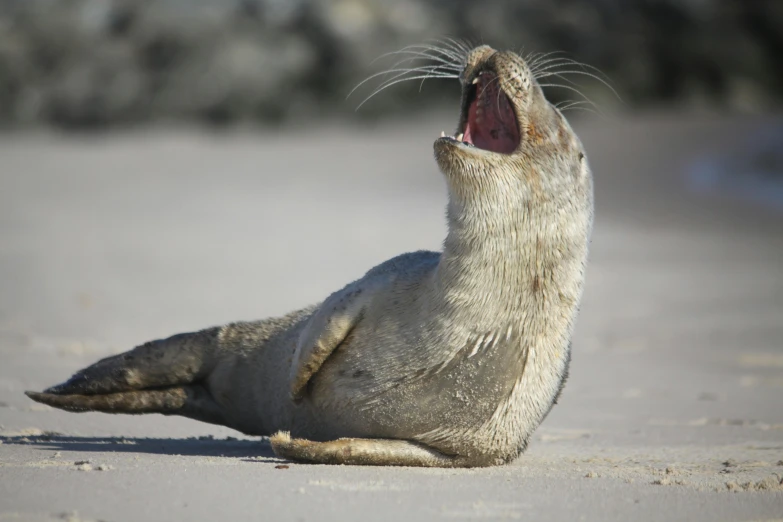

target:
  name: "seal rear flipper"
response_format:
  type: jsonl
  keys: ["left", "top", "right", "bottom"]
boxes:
{"left": 35, "top": 309, "right": 317, "bottom": 399}
{"left": 38, "top": 328, "right": 224, "bottom": 397}
{"left": 25, "top": 384, "right": 226, "bottom": 426}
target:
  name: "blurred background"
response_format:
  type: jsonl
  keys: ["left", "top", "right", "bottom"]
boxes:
{"left": 0, "top": 0, "right": 782, "bottom": 127}
{"left": 1, "top": 1, "right": 783, "bottom": 519}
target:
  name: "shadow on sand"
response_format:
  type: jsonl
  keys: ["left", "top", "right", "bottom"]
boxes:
{"left": 0, "top": 434, "right": 279, "bottom": 461}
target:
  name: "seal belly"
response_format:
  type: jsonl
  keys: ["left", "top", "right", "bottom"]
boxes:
{"left": 304, "top": 324, "right": 536, "bottom": 449}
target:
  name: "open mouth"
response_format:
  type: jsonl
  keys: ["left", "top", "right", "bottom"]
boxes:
{"left": 441, "top": 70, "right": 520, "bottom": 154}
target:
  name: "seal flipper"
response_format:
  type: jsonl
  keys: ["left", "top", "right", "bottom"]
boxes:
{"left": 25, "top": 384, "right": 226, "bottom": 425}
{"left": 25, "top": 309, "right": 317, "bottom": 432}
{"left": 24, "top": 328, "right": 225, "bottom": 422}
{"left": 269, "top": 431, "right": 473, "bottom": 468}
{"left": 24, "top": 307, "right": 318, "bottom": 434}
{"left": 36, "top": 329, "right": 223, "bottom": 397}
{"left": 289, "top": 279, "right": 385, "bottom": 401}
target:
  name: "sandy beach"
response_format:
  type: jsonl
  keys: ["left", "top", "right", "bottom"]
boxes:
{"left": 0, "top": 113, "right": 782, "bottom": 521}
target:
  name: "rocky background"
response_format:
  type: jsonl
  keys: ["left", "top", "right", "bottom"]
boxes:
{"left": 0, "top": 0, "right": 781, "bottom": 128}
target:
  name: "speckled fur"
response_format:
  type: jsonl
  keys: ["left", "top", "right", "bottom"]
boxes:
{"left": 26, "top": 45, "right": 593, "bottom": 468}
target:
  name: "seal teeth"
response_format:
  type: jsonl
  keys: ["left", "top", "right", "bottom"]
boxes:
{"left": 456, "top": 133, "right": 464, "bottom": 141}
{"left": 441, "top": 131, "right": 446, "bottom": 138}
{"left": 472, "top": 77, "right": 479, "bottom": 85}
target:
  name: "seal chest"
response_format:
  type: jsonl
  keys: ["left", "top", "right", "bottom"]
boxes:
{"left": 26, "top": 43, "right": 593, "bottom": 468}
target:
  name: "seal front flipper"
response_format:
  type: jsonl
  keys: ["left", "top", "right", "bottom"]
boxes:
{"left": 289, "top": 280, "right": 382, "bottom": 402}
{"left": 269, "top": 431, "right": 474, "bottom": 468}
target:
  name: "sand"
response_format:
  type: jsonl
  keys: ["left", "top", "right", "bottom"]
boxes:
{"left": 0, "top": 113, "right": 782, "bottom": 521}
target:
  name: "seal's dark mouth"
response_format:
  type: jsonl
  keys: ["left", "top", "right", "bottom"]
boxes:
{"left": 438, "top": 68, "right": 521, "bottom": 154}
{"left": 462, "top": 71, "right": 519, "bottom": 154}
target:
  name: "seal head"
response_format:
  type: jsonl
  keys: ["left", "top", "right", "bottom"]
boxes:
{"left": 435, "top": 45, "right": 588, "bottom": 209}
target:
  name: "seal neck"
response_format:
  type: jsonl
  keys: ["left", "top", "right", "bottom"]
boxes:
{"left": 432, "top": 191, "right": 585, "bottom": 322}
{"left": 437, "top": 197, "right": 533, "bottom": 298}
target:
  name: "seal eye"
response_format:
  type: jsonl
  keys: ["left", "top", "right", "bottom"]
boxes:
{"left": 461, "top": 71, "right": 520, "bottom": 154}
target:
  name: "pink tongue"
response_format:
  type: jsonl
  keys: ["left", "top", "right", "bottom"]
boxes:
{"left": 465, "top": 75, "right": 518, "bottom": 154}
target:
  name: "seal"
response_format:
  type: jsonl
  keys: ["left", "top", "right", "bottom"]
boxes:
{"left": 26, "top": 44, "right": 593, "bottom": 468}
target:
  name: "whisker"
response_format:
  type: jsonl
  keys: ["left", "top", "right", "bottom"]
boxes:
{"left": 350, "top": 40, "right": 467, "bottom": 110}
{"left": 537, "top": 72, "right": 595, "bottom": 103}
{"left": 372, "top": 49, "right": 461, "bottom": 70}
{"left": 523, "top": 51, "right": 546, "bottom": 70}
{"left": 368, "top": 68, "right": 456, "bottom": 97}
{"left": 532, "top": 58, "right": 613, "bottom": 84}
{"left": 430, "top": 38, "right": 463, "bottom": 56}
{"left": 402, "top": 43, "right": 464, "bottom": 67}
{"left": 559, "top": 105, "right": 600, "bottom": 116}
{"left": 527, "top": 52, "right": 570, "bottom": 73}
{"left": 348, "top": 66, "right": 455, "bottom": 99}
{"left": 556, "top": 100, "right": 592, "bottom": 110}
{"left": 380, "top": 55, "right": 461, "bottom": 84}
{"left": 530, "top": 58, "right": 587, "bottom": 77}
{"left": 382, "top": 51, "right": 462, "bottom": 92}
{"left": 536, "top": 69, "right": 621, "bottom": 101}
{"left": 374, "top": 70, "right": 457, "bottom": 90}
{"left": 554, "top": 98, "right": 600, "bottom": 116}
{"left": 439, "top": 37, "right": 472, "bottom": 58}
{"left": 527, "top": 50, "right": 563, "bottom": 64}
{"left": 418, "top": 63, "right": 463, "bottom": 91}
{"left": 432, "top": 36, "right": 467, "bottom": 51}
{"left": 383, "top": 44, "right": 464, "bottom": 67}
{"left": 356, "top": 73, "right": 459, "bottom": 111}
{"left": 537, "top": 83, "right": 598, "bottom": 108}
{"left": 540, "top": 72, "right": 582, "bottom": 89}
